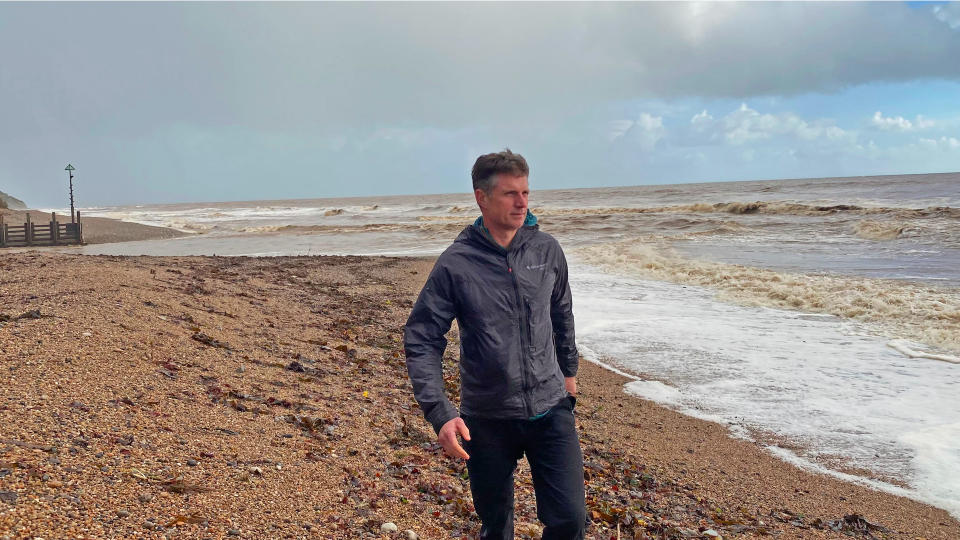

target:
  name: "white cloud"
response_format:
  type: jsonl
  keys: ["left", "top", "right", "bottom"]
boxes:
{"left": 722, "top": 104, "right": 854, "bottom": 146}
{"left": 691, "top": 109, "right": 713, "bottom": 126}
{"left": 933, "top": 3, "right": 960, "bottom": 29}
{"left": 919, "top": 136, "right": 960, "bottom": 150}
{"left": 608, "top": 113, "right": 664, "bottom": 151}
{"left": 871, "top": 111, "right": 936, "bottom": 132}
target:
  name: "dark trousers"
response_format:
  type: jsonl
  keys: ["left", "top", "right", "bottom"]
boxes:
{"left": 463, "top": 397, "right": 586, "bottom": 540}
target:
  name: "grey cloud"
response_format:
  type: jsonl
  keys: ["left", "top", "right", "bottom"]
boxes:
{"left": 2, "top": 2, "right": 958, "bottom": 135}
{"left": 2, "top": 2, "right": 959, "bottom": 205}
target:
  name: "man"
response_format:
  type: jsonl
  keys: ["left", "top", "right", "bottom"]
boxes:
{"left": 404, "top": 149, "right": 586, "bottom": 539}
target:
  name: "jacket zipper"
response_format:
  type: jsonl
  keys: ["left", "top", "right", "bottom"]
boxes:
{"left": 507, "top": 254, "right": 535, "bottom": 418}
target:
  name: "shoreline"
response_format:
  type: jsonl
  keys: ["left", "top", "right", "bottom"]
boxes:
{"left": 0, "top": 209, "right": 187, "bottom": 245}
{"left": 0, "top": 252, "right": 956, "bottom": 538}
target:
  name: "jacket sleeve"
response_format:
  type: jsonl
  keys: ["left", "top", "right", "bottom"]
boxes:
{"left": 550, "top": 244, "right": 579, "bottom": 377}
{"left": 403, "top": 261, "right": 460, "bottom": 434}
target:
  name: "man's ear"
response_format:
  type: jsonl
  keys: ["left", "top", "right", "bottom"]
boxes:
{"left": 474, "top": 188, "right": 487, "bottom": 211}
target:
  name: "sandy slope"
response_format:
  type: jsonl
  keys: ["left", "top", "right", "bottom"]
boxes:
{"left": 0, "top": 252, "right": 956, "bottom": 539}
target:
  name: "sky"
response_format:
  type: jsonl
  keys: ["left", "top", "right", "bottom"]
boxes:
{"left": 1, "top": 1, "right": 959, "bottom": 207}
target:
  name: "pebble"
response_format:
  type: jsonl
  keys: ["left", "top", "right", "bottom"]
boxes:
{"left": 249, "top": 466, "right": 263, "bottom": 476}
{"left": 380, "top": 522, "right": 398, "bottom": 533}
{"left": 703, "top": 529, "right": 721, "bottom": 538}
{"left": 228, "top": 528, "right": 240, "bottom": 536}
{"left": 100, "top": 466, "right": 110, "bottom": 473}
{"left": 143, "top": 520, "right": 155, "bottom": 530}
{"left": 117, "top": 510, "right": 130, "bottom": 518}
{"left": 404, "top": 530, "right": 418, "bottom": 540}
{"left": 138, "top": 492, "right": 154, "bottom": 503}
{"left": 186, "top": 459, "right": 198, "bottom": 467}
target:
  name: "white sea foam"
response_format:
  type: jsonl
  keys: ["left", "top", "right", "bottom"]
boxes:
{"left": 575, "top": 239, "right": 960, "bottom": 354}
{"left": 569, "top": 261, "right": 960, "bottom": 520}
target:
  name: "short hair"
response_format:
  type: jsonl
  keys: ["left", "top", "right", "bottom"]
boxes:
{"left": 472, "top": 149, "right": 529, "bottom": 193}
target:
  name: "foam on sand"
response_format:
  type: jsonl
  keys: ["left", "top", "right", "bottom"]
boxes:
{"left": 569, "top": 262, "right": 960, "bottom": 520}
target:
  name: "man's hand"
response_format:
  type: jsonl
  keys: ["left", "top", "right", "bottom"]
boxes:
{"left": 438, "top": 417, "right": 471, "bottom": 460}
{"left": 565, "top": 376, "right": 577, "bottom": 396}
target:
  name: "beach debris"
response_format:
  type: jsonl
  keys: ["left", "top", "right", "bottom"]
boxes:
{"left": 825, "top": 514, "right": 890, "bottom": 536}
{"left": 191, "top": 331, "right": 230, "bottom": 349}
{"left": 165, "top": 512, "right": 208, "bottom": 528}
{"left": 0, "top": 438, "right": 55, "bottom": 453}
{"left": 0, "top": 309, "right": 49, "bottom": 322}
{"left": 161, "top": 476, "right": 212, "bottom": 494}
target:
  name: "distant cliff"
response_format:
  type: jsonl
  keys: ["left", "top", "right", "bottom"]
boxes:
{"left": 0, "top": 190, "right": 27, "bottom": 210}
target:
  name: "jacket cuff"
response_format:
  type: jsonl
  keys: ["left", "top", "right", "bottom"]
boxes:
{"left": 427, "top": 402, "right": 460, "bottom": 435}
{"left": 560, "top": 357, "right": 579, "bottom": 378}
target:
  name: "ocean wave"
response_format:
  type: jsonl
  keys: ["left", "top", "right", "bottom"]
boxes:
{"left": 237, "top": 222, "right": 467, "bottom": 235}
{"left": 576, "top": 239, "right": 960, "bottom": 355}
{"left": 852, "top": 220, "right": 912, "bottom": 241}
{"left": 533, "top": 202, "right": 960, "bottom": 219}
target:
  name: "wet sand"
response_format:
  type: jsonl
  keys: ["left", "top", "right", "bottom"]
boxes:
{"left": 0, "top": 251, "right": 957, "bottom": 539}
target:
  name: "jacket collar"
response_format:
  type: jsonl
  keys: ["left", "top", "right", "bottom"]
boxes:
{"left": 461, "top": 210, "right": 538, "bottom": 253}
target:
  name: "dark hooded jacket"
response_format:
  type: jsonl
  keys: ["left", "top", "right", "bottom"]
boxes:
{"left": 403, "top": 218, "right": 578, "bottom": 434}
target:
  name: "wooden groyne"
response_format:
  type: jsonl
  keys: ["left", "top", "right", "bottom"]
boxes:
{"left": 0, "top": 212, "right": 82, "bottom": 247}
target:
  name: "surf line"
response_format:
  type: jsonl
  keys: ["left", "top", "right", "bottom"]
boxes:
{"left": 886, "top": 339, "right": 960, "bottom": 365}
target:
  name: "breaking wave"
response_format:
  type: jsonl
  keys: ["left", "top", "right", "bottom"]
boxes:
{"left": 237, "top": 222, "right": 467, "bottom": 235}
{"left": 533, "top": 201, "right": 960, "bottom": 219}
{"left": 852, "top": 220, "right": 912, "bottom": 241}
{"left": 576, "top": 239, "right": 960, "bottom": 356}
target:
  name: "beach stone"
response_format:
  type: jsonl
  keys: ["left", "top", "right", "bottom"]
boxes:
{"left": 138, "top": 492, "right": 154, "bottom": 503}
{"left": 228, "top": 528, "right": 240, "bottom": 536}
{"left": 117, "top": 509, "right": 130, "bottom": 518}
{"left": 380, "top": 522, "right": 398, "bottom": 533}
{"left": 0, "top": 491, "right": 17, "bottom": 504}
{"left": 187, "top": 459, "right": 198, "bottom": 467}
{"left": 702, "top": 529, "right": 720, "bottom": 538}
{"left": 404, "top": 530, "right": 418, "bottom": 540}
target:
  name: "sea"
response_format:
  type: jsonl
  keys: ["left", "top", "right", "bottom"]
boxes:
{"left": 51, "top": 172, "right": 960, "bottom": 519}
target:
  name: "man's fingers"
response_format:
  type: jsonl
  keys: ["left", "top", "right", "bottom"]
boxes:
{"left": 449, "top": 440, "right": 469, "bottom": 460}
{"left": 456, "top": 420, "right": 471, "bottom": 442}
{"left": 440, "top": 433, "right": 469, "bottom": 459}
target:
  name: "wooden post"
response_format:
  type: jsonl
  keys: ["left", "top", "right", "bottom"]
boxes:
{"left": 76, "top": 211, "right": 82, "bottom": 244}
{"left": 0, "top": 214, "right": 5, "bottom": 248}
{"left": 51, "top": 212, "right": 58, "bottom": 245}
{"left": 25, "top": 213, "right": 32, "bottom": 246}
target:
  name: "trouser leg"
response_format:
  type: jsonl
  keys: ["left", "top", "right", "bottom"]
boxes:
{"left": 525, "top": 402, "right": 586, "bottom": 540}
{"left": 463, "top": 416, "right": 522, "bottom": 540}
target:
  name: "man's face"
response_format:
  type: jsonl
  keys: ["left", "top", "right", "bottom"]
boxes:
{"left": 475, "top": 174, "right": 529, "bottom": 231}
